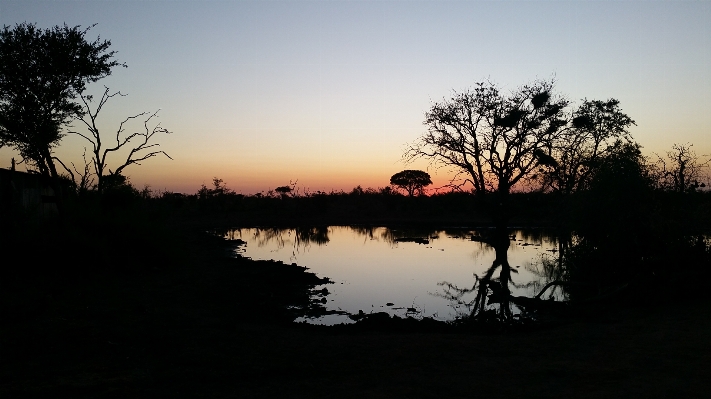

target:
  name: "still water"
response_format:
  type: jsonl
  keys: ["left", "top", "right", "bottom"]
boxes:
{"left": 225, "top": 226, "right": 558, "bottom": 325}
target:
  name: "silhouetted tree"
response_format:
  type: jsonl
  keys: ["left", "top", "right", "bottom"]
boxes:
{"left": 198, "top": 177, "right": 233, "bottom": 199}
{"left": 578, "top": 141, "right": 655, "bottom": 237}
{"left": 655, "top": 143, "right": 709, "bottom": 193}
{"left": 555, "top": 140, "right": 659, "bottom": 298}
{"left": 408, "top": 78, "right": 568, "bottom": 226}
{"left": 275, "top": 186, "right": 291, "bottom": 196}
{"left": 0, "top": 23, "right": 123, "bottom": 195}
{"left": 196, "top": 177, "right": 243, "bottom": 214}
{"left": 389, "top": 169, "right": 432, "bottom": 197}
{"left": 532, "top": 99, "right": 635, "bottom": 276}
{"left": 406, "top": 78, "right": 571, "bottom": 321}
{"left": 410, "top": 79, "right": 643, "bottom": 322}
{"left": 537, "top": 99, "right": 636, "bottom": 195}
{"left": 66, "top": 86, "right": 172, "bottom": 194}
{"left": 275, "top": 180, "right": 298, "bottom": 198}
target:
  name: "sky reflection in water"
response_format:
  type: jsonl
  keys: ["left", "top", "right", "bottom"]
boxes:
{"left": 226, "top": 226, "right": 558, "bottom": 325}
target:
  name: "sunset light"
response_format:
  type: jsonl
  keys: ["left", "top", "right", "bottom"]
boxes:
{"left": 1, "top": 0, "right": 709, "bottom": 194}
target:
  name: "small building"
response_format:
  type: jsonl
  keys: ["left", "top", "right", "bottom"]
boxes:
{"left": 0, "top": 168, "right": 62, "bottom": 219}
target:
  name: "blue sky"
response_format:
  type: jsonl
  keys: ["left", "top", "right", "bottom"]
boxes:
{"left": 1, "top": 0, "right": 709, "bottom": 193}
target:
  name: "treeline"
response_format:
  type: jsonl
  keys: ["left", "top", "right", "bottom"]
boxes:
{"left": 63, "top": 172, "right": 711, "bottom": 231}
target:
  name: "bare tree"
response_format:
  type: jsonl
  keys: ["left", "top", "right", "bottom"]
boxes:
{"left": 66, "top": 86, "right": 172, "bottom": 193}
{"left": 655, "top": 143, "right": 709, "bottom": 193}
{"left": 54, "top": 147, "right": 95, "bottom": 193}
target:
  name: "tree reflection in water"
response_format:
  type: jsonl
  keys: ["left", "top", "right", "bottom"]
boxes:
{"left": 437, "top": 228, "right": 518, "bottom": 322}
{"left": 294, "top": 226, "right": 330, "bottom": 247}
{"left": 347, "top": 226, "right": 439, "bottom": 245}
{"left": 225, "top": 227, "right": 332, "bottom": 260}
{"left": 437, "top": 228, "right": 572, "bottom": 323}
{"left": 224, "top": 226, "right": 566, "bottom": 323}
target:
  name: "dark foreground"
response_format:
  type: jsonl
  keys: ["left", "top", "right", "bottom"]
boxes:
{"left": 2, "top": 220, "right": 710, "bottom": 398}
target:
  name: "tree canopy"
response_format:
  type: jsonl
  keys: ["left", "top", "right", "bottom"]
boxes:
{"left": 408, "top": 79, "right": 637, "bottom": 201}
{"left": 538, "top": 99, "right": 635, "bottom": 195}
{"left": 390, "top": 169, "right": 432, "bottom": 196}
{"left": 0, "top": 22, "right": 123, "bottom": 179}
{"left": 408, "top": 78, "right": 569, "bottom": 198}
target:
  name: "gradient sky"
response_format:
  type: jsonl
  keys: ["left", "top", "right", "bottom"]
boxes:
{"left": 1, "top": 0, "right": 709, "bottom": 194}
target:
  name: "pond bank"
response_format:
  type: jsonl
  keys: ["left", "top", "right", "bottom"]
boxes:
{"left": 2, "top": 219, "right": 710, "bottom": 397}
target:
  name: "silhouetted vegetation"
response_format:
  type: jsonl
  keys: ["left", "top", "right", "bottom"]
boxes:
{"left": 655, "top": 142, "right": 709, "bottom": 193}
{"left": 0, "top": 23, "right": 170, "bottom": 216}
{"left": 0, "top": 23, "right": 124, "bottom": 212}
{"left": 404, "top": 78, "right": 653, "bottom": 323}
{"left": 551, "top": 141, "right": 711, "bottom": 304}
{"left": 390, "top": 169, "right": 432, "bottom": 197}
{"left": 2, "top": 25, "right": 711, "bottom": 395}
{"left": 68, "top": 86, "right": 172, "bottom": 194}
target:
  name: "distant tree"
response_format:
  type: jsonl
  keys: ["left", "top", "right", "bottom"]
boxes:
{"left": 379, "top": 186, "right": 394, "bottom": 195}
{"left": 275, "top": 186, "right": 292, "bottom": 196}
{"left": 350, "top": 185, "right": 365, "bottom": 196}
{"left": 389, "top": 170, "right": 432, "bottom": 197}
{"left": 655, "top": 143, "right": 709, "bottom": 193}
{"left": 0, "top": 23, "right": 123, "bottom": 190}
{"left": 274, "top": 180, "right": 298, "bottom": 198}
{"left": 196, "top": 177, "right": 245, "bottom": 213}
{"left": 198, "top": 177, "right": 233, "bottom": 199}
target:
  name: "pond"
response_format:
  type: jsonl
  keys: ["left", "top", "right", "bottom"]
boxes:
{"left": 224, "top": 226, "right": 560, "bottom": 325}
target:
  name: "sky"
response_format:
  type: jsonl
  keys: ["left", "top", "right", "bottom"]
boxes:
{"left": 0, "top": 0, "right": 709, "bottom": 194}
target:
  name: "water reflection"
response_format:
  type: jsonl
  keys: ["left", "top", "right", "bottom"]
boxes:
{"left": 224, "top": 226, "right": 560, "bottom": 324}
{"left": 342, "top": 226, "right": 441, "bottom": 245}
{"left": 295, "top": 226, "right": 330, "bottom": 246}
{"left": 437, "top": 228, "right": 567, "bottom": 323}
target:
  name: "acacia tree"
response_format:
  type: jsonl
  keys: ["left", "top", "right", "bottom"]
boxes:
{"left": 274, "top": 180, "right": 299, "bottom": 198}
{"left": 64, "top": 86, "right": 172, "bottom": 194}
{"left": 389, "top": 170, "right": 432, "bottom": 196}
{"left": 0, "top": 23, "right": 123, "bottom": 186}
